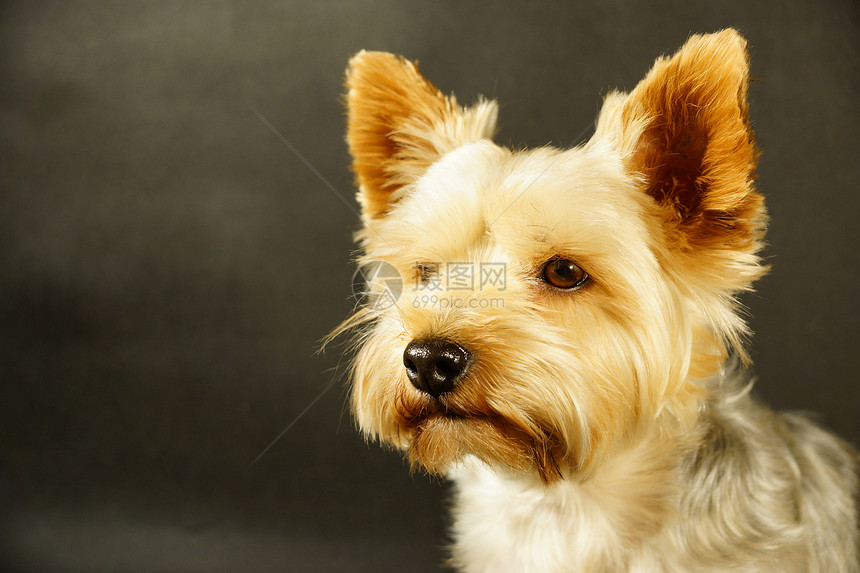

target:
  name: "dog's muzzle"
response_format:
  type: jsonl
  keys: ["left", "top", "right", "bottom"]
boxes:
{"left": 403, "top": 339, "right": 472, "bottom": 398}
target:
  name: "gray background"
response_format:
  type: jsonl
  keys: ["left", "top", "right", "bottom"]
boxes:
{"left": 1, "top": 1, "right": 857, "bottom": 571}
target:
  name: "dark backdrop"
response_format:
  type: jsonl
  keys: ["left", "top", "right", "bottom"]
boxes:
{"left": 1, "top": 1, "right": 858, "bottom": 571}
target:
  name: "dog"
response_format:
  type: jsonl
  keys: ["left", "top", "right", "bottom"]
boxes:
{"left": 337, "top": 29, "right": 859, "bottom": 572}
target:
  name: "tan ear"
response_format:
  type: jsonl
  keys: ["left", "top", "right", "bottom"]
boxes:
{"left": 345, "top": 51, "right": 497, "bottom": 219}
{"left": 597, "top": 29, "right": 767, "bottom": 289}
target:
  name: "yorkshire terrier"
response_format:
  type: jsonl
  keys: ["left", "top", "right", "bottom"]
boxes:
{"left": 337, "top": 29, "right": 859, "bottom": 572}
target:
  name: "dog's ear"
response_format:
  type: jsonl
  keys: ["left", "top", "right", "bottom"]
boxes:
{"left": 594, "top": 29, "right": 768, "bottom": 357}
{"left": 595, "top": 29, "right": 767, "bottom": 291}
{"left": 345, "top": 51, "right": 497, "bottom": 219}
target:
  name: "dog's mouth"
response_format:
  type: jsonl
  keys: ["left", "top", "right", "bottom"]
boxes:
{"left": 395, "top": 393, "right": 474, "bottom": 426}
{"left": 395, "top": 393, "right": 565, "bottom": 483}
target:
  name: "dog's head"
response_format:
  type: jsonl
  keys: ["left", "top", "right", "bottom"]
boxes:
{"left": 340, "top": 30, "right": 766, "bottom": 482}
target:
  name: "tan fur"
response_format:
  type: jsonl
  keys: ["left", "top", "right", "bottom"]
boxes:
{"left": 345, "top": 51, "right": 497, "bottom": 219}
{"left": 595, "top": 30, "right": 767, "bottom": 360}
{"left": 339, "top": 30, "right": 859, "bottom": 572}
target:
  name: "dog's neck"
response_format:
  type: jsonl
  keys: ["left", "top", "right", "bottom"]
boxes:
{"left": 449, "top": 416, "right": 701, "bottom": 571}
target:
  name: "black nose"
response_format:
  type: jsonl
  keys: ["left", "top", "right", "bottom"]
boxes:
{"left": 403, "top": 339, "right": 471, "bottom": 398}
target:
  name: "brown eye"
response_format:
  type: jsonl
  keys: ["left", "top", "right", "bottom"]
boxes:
{"left": 541, "top": 258, "right": 589, "bottom": 290}
{"left": 415, "top": 263, "right": 438, "bottom": 284}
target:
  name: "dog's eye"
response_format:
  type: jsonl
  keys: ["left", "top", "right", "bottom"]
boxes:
{"left": 541, "top": 258, "right": 589, "bottom": 290}
{"left": 415, "top": 263, "right": 438, "bottom": 284}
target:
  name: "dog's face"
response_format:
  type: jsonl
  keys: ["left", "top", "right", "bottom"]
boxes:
{"left": 342, "top": 30, "right": 767, "bottom": 482}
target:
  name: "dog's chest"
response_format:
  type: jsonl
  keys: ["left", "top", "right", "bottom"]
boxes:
{"left": 447, "top": 456, "right": 815, "bottom": 573}
{"left": 449, "top": 460, "right": 664, "bottom": 573}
